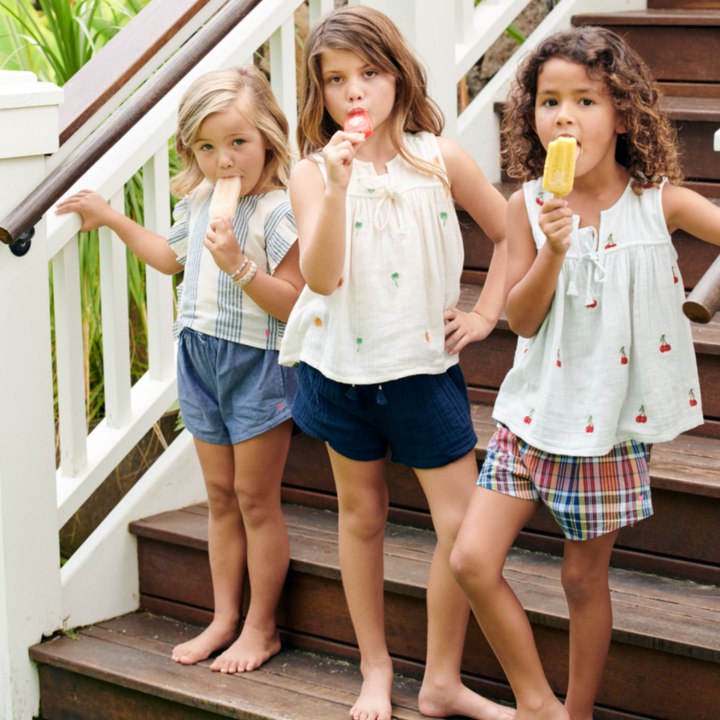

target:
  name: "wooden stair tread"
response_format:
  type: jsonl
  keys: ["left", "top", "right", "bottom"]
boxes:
{"left": 130, "top": 503, "right": 720, "bottom": 664}
{"left": 573, "top": 9, "right": 720, "bottom": 26}
{"left": 29, "top": 613, "right": 427, "bottom": 720}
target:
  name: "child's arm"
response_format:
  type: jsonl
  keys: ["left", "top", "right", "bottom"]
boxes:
{"left": 203, "top": 217, "right": 304, "bottom": 323}
{"left": 290, "top": 132, "right": 365, "bottom": 296}
{"left": 663, "top": 184, "right": 720, "bottom": 246}
{"left": 436, "top": 137, "right": 507, "bottom": 354}
{"left": 504, "top": 193, "right": 571, "bottom": 338}
{"left": 54, "top": 190, "right": 184, "bottom": 275}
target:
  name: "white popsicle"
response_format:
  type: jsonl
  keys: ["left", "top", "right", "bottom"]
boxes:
{"left": 209, "top": 176, "right": 242, "bottom": 220}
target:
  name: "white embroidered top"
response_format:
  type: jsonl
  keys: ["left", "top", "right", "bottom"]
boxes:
{"left": 168, "top": 183, "right": 297, "bottom": 351}
{"left": 492, "top": 177, "right": 703, "bottom": 456}
{"left": 279, "top": 132, "right": 463, "bottom": 384}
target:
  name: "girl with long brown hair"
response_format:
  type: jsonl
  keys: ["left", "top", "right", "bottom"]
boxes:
{"left": 280, "top": 6, "right": 509, "bottom": 720}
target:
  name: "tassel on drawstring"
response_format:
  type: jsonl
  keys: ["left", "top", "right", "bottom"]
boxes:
{"left": 346, "top": 385, "right": 358, "bottom": 400}
{"left": 376, "top": 385, "right": 388, "bottom": 405}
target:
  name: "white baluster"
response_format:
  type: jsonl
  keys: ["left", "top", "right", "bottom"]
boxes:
{"left": 455, "top": 0, "right": 475, "bottom": 44}
{"left": 99, "top": 190, "right": 132, "bottom": 428}
{"left": 143, "top": 149, "right": 175, "bottom": 382}
{"left": 309, "top": 0, "right": 333, "bottom": 25}
{"left": 270, "top": 15, "right": 298, "bottom": 153}
{"left": 53, "top": 235, "right": 89, "bottom": 476}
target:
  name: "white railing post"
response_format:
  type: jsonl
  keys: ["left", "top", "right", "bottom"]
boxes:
{"left": 352, "top": 0, "right": 458, "bottom": 139}
{"left": 0, "top": 70, "right": 63, "bottom": 720}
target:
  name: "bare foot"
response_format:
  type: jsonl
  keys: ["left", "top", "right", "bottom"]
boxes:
{"left": 209, "top": 622, "right": 281, "bottom": 674}
{"left": 419, "top": 680, "right": 515, "bottom": 720}
{"left": 350, "top": 660, "right": 394, "bottom": 720}
{"left": 171, "top": 619, "right": 239, "bottom": 665}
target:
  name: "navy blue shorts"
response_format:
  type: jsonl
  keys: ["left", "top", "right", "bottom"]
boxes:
{"left": 177, "top": 328, "right": 297, "bottom": 445}
{"left": 292, "top": 362, "right": 477, "bottom": 469}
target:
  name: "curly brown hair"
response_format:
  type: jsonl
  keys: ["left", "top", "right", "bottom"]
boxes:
{"left": 502, "top": 26, "right": 682, "bottom": 195}
{"left": 296, "top": 5, "right": 448, "bottom": 190}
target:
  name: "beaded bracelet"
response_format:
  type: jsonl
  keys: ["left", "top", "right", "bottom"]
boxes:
{"left": 229, "top": 258, "right": 248, "bottom": 281}
{"left": 232, "top": 260, "right": 258, "bottom": 289}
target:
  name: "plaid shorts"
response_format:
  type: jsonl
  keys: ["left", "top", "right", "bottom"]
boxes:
{"left": 477, "top": 424, "right": 653, "bottom": 541}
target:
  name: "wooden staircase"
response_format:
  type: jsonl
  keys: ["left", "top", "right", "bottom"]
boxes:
{"left": 29, "top": 2, "right": 720, "bottom": 719}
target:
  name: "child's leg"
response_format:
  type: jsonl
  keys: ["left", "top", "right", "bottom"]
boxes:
{"left": 414, "top": 452, "right": 514, "bottom": 720}
{"left": 211, "top": 418, "right": 294, "bottom": 673}
{"left": 327, "top": 446, "right": 392, "bottom": 720}
{"left": 451, "top": 487, "right": 568, "bottom": 720}
{"left": 172, "top": 438, "right": 247, "bottom": 665}
{"left": 561, "top": 531, "right": 618, "bottom": 720}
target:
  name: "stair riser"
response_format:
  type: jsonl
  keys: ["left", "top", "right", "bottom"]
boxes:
{"left": 135, "top": 541, "right": 720, "bottom": 720}
{"left": 38, "top": 666, "right": 220, "bottom": 720}
{"left": 282, "top": 435, "right": 720, "bottom": 583}
{"left": 571, "top": 23, "right": 720, "bottom": 85}
{"left": 649, "top": 1, "right": 720, "bottom": 8}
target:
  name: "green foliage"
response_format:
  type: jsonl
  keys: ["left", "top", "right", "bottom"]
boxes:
{"left": 0, "top": 0, "right": 151, "bottom": 82}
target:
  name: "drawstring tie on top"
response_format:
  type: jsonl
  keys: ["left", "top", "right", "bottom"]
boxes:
{"left": 356, "top": 175, "right": 406, "bottom": 234}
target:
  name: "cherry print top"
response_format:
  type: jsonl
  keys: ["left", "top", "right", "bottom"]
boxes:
{"left": 279, "top": 132, "right": 463, "bottom": 384}
{"left": 492, "top": 177, "right": 703, "bottom": 456}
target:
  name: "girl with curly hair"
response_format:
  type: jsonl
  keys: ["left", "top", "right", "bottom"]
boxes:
{"left": 451, "top": 26, "right": 720, "bottom": 720}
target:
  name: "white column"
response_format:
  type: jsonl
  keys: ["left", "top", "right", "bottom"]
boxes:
{"left": 353, "top": 0, "right": 457, "bottom": 139}
{"left": 0, "top": 71, "right": 63, "bottom": 720}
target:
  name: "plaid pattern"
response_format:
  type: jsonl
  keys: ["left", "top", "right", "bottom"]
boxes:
{"left": 478, "top": 423, "right": 653, "bottom": 541}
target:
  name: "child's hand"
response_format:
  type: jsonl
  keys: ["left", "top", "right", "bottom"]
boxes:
{"left": 54, "top": 190, "right": 118, "bottom": 232}
{"left": 204, "top": 217, "right": 244, "bottom": 276}
{"left": 443, "top": 308, "right": 494, "bottom": 354}
{"left": 538, "top": 196, "right": 573, "bottom": 254}
{"left": 322, "top": 131, "right": 366, "bottom": 191}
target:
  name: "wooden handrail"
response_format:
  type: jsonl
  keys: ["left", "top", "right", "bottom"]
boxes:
{"left": 683, "top": 255, "right": 720, "bottom": 323}
{"left": 0, "top": 0, "right": 263, "bottom": 247}
{"left": 59, "top": 0, "right": 221, "bottom": 148}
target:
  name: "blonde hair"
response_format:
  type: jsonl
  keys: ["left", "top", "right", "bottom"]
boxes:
{"left": 171, "top": 66, "right": 292, "bottom": 198}
{"left": 297, "top": 6, "right": 449, "bottom": 190}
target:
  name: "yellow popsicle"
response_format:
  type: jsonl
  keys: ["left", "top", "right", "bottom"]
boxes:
{"left": 209, "top": 176, "right": 242, "bottom": 219}
{"left": 542, "top": 137, "right": 577, "bottom": 196}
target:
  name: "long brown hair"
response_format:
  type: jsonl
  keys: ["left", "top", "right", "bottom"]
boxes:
{"left": 502, "top": 26, "right": 682, "bottom": 195}
{"left": 297, "top": 5, "right": 448, "bottom": 189}
{"left": 171, "top": 66, "right": 292, "bottom": 197}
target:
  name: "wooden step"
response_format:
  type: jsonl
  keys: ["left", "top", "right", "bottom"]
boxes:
{"left": 572, "top": 11, "right": 720, "bottom": 84}
{"left": 29, "top": 613, "right": 433, "bottom": 720}
{"left": 650, "top": 1, "right": 720, "bottom": 9}
{"left": 280, "top": 401, "right": 720, "bottom": 586}
{"left": 128, "top": 503, "right": 720, "bottom": 720}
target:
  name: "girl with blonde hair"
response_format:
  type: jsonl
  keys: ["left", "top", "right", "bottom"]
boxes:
{"left": 57, "top": 65, "right": 303, "bottom": 675}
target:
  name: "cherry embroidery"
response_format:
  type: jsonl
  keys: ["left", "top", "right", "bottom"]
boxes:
{"left": 659, "top": 335, "right": 671, "bottom": 353}
{"left": 635, "top": 406, "right": 647, "bottom": 424}
{"left": 689, "top": 389, "right": 698, "bottom": 407}
{"left": 535, "top": 191, "right": 544, "bottom": 207}
{"left": 524, "top": 409, "right": 534, "bottom": 425}
{"left": 604, "top": 233, "right": 616, "bottom": 249}
{"left": 585, "top": 300, "right": 598, "bottom": 309}
{"left": 585, "top": 416, "right": 594, "bottom": 433}
{"left": 620, "top": 346, "right": 628, "bottom": 365}
{"left": 672, "top": 267, "right": 679, "bottom": 285}
{"left": 556, "top": 350, "right": 561, "bottom": 368}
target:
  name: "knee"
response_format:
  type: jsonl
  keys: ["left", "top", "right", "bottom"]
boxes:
{"left": 234, "top": 484, "right": 277, "bottom": 528}
{"left": 561, "top": 562, "right": 608, "bottom": 606}
{"left": 339, "top": 501, "right": 387, "bottom": 542}
{"left": 449, "top": 540, "right": 501, "bottom": 595}
{"left": 205, "top": 479, "right": 239, "bottom": 517}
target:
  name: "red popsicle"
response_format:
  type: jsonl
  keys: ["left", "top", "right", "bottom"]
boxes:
{"left": 344, "top": 108, "right": 373, "bottom": 138}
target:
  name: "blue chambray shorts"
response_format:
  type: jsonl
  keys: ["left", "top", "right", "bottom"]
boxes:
{"left": 478, "top": 423, "right": 653, "bottom": 540}
{"left": 292, "top": 362, "right": 477, "bottom": 469}
{"left": 177, "top": 328, "right": 297, "bottom": 445}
